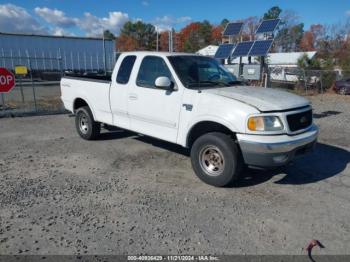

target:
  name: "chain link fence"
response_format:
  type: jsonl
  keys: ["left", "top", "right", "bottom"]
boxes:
{"left": 0, "top": 51, "right": 115, "bottom": 117}
{"left": 267, "top": 66, "right": 350, "bottom": 96}
{"left": 0, "top": 55, "right": 65, "bottom": 117}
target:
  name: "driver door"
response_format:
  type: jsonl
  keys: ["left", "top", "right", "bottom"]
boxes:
{"left": 127, "top": 55, "right": 183, "bottom": 143}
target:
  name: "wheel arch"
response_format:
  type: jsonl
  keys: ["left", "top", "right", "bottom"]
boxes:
{"left": 186, "top": 120, "right": 237, "bottom": 148}
{"left": 73, "top": 97, "right": 96, "bottom": 119}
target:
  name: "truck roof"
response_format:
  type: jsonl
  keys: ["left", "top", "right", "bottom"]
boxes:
{"left": 119, "top": 51, "right": 201, "bottom": 57}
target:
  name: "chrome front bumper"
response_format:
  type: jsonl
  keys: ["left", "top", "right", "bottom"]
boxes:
{"left": 237, "top": 124, "right": 319, "bottom": 167}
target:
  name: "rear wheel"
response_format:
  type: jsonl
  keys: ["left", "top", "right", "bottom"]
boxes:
{"left": 75, "top": 106, "right": 100, "bottom": 140}
{"left": 190, "top": 132, "right": 243, "bottom": 187}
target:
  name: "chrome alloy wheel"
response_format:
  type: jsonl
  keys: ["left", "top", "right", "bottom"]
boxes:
{"left": 78, "top": 113, "right": 89, "bottom": 134}
{"left": 199, "top": 145, "right": 225, "bottom": 176}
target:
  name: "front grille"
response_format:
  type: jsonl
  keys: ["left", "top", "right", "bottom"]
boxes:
{"left": 287, "top": 110, "right": 312, "bottom": 132}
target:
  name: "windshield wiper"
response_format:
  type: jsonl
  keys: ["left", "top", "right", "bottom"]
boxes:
{"left": 201, "top": 80, "right": 231, "bottom": 87}
{"left": 227, "top": 80, "right": 241, "bottom": 86}
{"left": 187, "top": 81, "right": 231, "bottom": 88}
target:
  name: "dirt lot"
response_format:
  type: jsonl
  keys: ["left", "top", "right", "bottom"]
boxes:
{"left": 0, "top": 94, "right": 349, "bottom": 255}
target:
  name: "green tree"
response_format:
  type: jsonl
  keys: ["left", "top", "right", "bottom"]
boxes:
{"left": 179, "top": 21, "right": 215, "bottom": 53}
{"left": 120, "top": 21, "right": 157, "bottom": 50}
{"left": 103, "top": 30, "right": 115, "bottom": 40}
{"left": 198, "top": 20, "right": 213, "bottom": 46}
{"left": 263, "top": 6, "right": 282, "bottom": 20}
{"left": 275, "top": 23, "right": 304, "bottom": 52}
{"left": 297, "top": 53, "right": 320, "bottom": 70}
{"left": 220, "top": 19, "right": 229, "bottom": 28}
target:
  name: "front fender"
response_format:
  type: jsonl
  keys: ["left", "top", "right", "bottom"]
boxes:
{"left": 177, "top": 115, "right": 240, "bottom": 147}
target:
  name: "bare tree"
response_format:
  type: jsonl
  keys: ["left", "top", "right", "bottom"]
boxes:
{"left": 242, "top": 16, "right": 259, "bottom": 41}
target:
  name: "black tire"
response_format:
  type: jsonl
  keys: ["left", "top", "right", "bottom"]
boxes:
{"left": 339, "top": 87, "right": 347, "bottom": 95}
{"left": 75, "top": 106, "right": 100, "bottom": 140}
{"left": 190, "top": 132, "right": 242, "bottom": 187}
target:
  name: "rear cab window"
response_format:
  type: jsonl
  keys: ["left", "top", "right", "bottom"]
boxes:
{"left": 116, "top": 55, "right": 136, "bottom": 84}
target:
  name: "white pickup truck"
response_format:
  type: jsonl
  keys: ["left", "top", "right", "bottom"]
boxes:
{"left": 61, "top": 51, "right": 318, "bottom": 187}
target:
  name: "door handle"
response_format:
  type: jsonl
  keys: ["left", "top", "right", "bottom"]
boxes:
{"left": 128, "top": 94, "right": 138, "bottom": 100}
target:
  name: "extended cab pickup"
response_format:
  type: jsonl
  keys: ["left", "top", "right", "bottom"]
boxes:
{"left": 61, "top": 51, "right": 318, "bottom": 187}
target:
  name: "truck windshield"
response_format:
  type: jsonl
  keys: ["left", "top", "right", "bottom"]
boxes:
{"left": 167, "top": 55, "right": 239, "bottom": 89}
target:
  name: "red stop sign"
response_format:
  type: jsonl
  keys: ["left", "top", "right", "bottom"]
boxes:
{"left": 0, "top": 68, "right": 16, "bottom": 93}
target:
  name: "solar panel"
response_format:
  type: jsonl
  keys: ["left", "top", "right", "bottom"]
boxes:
{"left": 256, "top": 19, "right": 280, "bottom": 34}
{"left": 223, "top": 22, "right": 243, "bottom": 36}
{"left": 214, "top": 44, "right": 235, "bottom": 59}
{"left": 231, "top": 41, "right": 254, "bottom": 57}
{"left": 248, "top": 40, "right": 273, "bottom": 56}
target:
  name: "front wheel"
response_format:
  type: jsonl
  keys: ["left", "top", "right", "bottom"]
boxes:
{"left": 339, "top": 87, "right": 347, "bottom": 95}
{"left": 190, "top": 132, "right": 243, "bottom": 187}
{"left": 75, "top": 106, "right": 100, "bottom": 140}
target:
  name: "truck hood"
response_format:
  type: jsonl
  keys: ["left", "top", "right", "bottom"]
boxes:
{"left": 203, "top": 86, "right": 310, "bottom": 112}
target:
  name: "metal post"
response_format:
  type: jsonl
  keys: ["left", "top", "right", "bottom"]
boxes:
{"left": 19, "top": 76, "right": 25, "bottom": 104}
{"left": 110, "top": 54, "right": 113, "bottom": 71}
{"left": 63, "top": 51, "right": 67, "bottom": 70}
{"left": 49, "top": 52, "right": 53, "bottom": 70}
{"left": 168, "top": 31, "right": 171, "bottom": 52}
{"left": 1, "top": 93, "right": 5, "bottom": 111}
{"left": 70, "top": 52, "right": 74, "bottom": 70}
{"left": 18, "top": 49, "right": 22, "bottom": 65}
{"left": 1, "top": 48, "right": 5, "bottom": 67}
{"left": 90, "top": 55, "right": 93, "bottom": 71}
{"left": 320, "top": 71, "right": 323, "bottom": 94}
{"left": 156, "top": 27, "right": 159, "bottom": 51}
{"left": 34, "top": 50, "right": 39, "bottom": 70}
{"left": 239, "top": 57, "right": 242, "bottom": 77}
{"left": 260, "top": 56, "right": 265, "bottom": 86}
{"left": 42, "top": 51, "right": 46, "bottom": 71}
{"left": 304, "top": 70, "right": 307, "bottom": 95}
{"left": 171, "top": 30, "right": 173, "bottom": 52}
{"left": 84, "top": 52, "right": 87, "bottom": 72}
{"left": 57, "top": 49, "right": 61, "bottom": 71}
{"left": 58, "top": 53, "right": 63, "bottom": 77}
{"left": 77, "top": 52, "right": 80, "bottom": 72}
{"left": 102, "top": 32, "right": 107, "bottom": 75}
{"left": 10, "top": 49, "right": 14, "bottom": 69}
{"left": 26, "top": 50, "right": 37, "bottom": 112}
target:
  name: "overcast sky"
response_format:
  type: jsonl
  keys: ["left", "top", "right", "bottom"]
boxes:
{"left": 0, "top": 0, "right": 349, "bottom": 36}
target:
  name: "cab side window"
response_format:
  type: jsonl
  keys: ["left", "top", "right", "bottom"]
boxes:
{"left": 136, "top": 56, "right": 172, "bottom": 89}
{"left": 116, "top": 55, "right": 136, "bottom": 84}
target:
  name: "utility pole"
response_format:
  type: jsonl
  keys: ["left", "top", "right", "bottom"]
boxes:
{"left": 168, "top": 30, "right": 171, "bottom": 52}
{"left": 156, "top": 26, "right": 159, "bottom": 52}
{"left": 168, "top": 29, "right": 173, "bottom": 52}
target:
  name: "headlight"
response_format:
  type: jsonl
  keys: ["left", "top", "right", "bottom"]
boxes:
{"left": 248, "top": 116, "right": 284, "bottom": 131}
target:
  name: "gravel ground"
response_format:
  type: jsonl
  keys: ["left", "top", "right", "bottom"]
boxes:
{"left": 0, "top": 94, "right": 349, "bottom": 255}
{"left": 309, "top": 94, "right": 350, "bottom": 147}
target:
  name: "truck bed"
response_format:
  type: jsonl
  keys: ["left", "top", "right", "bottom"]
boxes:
{"left": 63, "top": 73, "right": 111, "bottom": 82}
{"left": 60, "top": 75, "right": 112, "bottom": 124}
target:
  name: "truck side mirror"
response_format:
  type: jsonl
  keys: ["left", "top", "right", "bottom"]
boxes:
{"left": 155, "top": 76, "right": 176, "bottom": 90}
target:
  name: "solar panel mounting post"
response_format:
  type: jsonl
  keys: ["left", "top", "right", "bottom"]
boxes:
{"left": 228, "top": 36, "right": 233, "bottom": 64}
{"left": 239, "top": 57, "right": 243, "bottom": 78}
{"left": 258, "top": 39, "right": 272, "bottom": 85}
{"left": 260, "top": 56, "right": 268, "bottom": 87}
